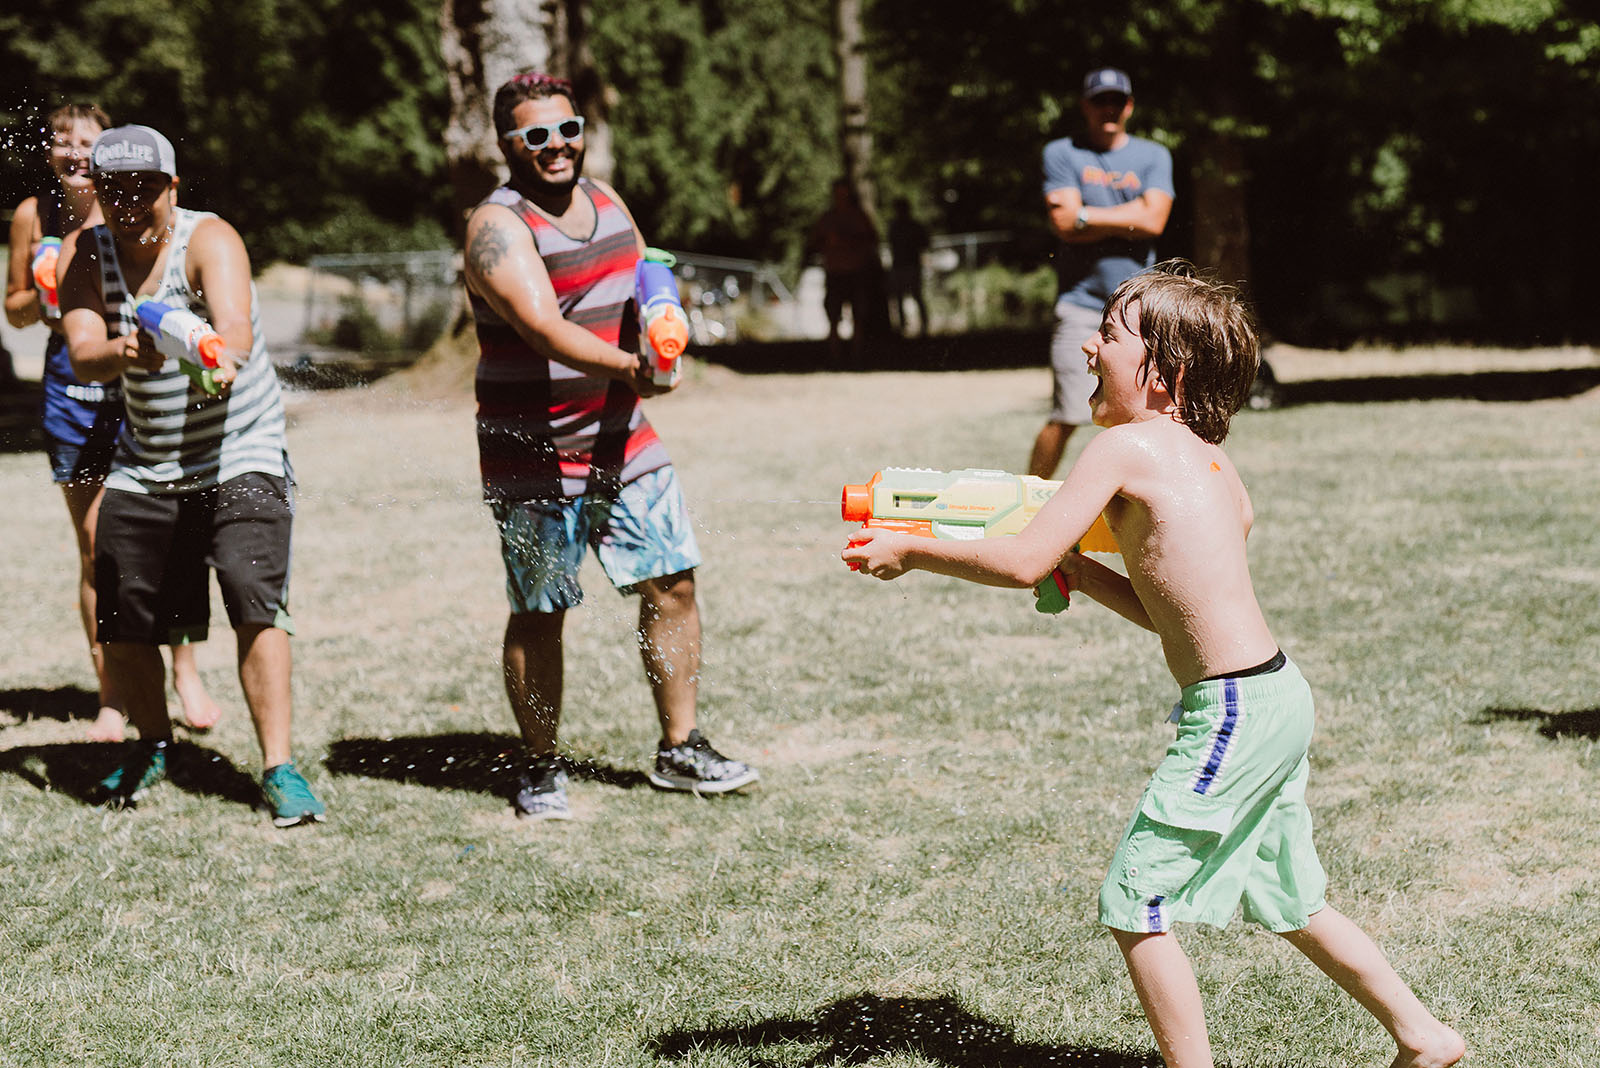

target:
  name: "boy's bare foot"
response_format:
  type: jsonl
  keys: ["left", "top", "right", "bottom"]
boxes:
{"left": 86, "top": 706, "right": 127, "bottom": 743}
{"left": 1392, "top": 1025, "right": 1465, "bottom": 1068}
{"left": 175, "top": 675, "right": 223, "bottom": 730}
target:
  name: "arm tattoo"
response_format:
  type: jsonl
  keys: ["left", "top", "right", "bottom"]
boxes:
{"left": 468, "top": 222, "right": 511, "bottom": 277}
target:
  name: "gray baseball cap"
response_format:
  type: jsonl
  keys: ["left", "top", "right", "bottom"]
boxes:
{"left": 90, "top": 125, "right": 177, "bottom": 177}
{"left": 1082, "top": 68, "right": 1134, "bottom": 99}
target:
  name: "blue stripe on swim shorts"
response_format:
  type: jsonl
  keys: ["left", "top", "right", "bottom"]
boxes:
{"left": 1191, "top": 677, "right": 1240, "bottom": 795}
{"left": 1143, "top": 895, "right": 1168, "bottom": 932}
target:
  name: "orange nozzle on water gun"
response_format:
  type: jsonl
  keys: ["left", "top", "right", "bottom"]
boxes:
{"left": 194, "top": 333, "right": 225, "bottom": 367}
{"left": 645, "top": 303, "right": 687, "bottom": 372}
{"left": 842, "top": 471, "right": 933, "bottom": 569}
{"left": 841, "top": 467, "right": 1117, "bottom": 606}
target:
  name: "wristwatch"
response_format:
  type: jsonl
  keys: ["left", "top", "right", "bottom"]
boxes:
{"left": 1074, "top": 207, "right": 1089, "bottom": 231}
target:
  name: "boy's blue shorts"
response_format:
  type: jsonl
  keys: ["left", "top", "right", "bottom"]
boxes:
{"left": 490, "top": 466, "right": 702, "bottom": 614}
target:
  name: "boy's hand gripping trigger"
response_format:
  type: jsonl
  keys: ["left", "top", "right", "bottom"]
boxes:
{"left": 1033, "top": 558, "right": 1077, "bottom": 615}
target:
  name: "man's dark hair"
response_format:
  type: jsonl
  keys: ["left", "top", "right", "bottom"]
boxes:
{"left": 48, "top": 103, "right": 111, "bottom": 134}
{"left": 492, "top": 72, "right": 577, "bottom": 136}
{"left": 1106, "top": 259, "right": 1259, "bottom": 444}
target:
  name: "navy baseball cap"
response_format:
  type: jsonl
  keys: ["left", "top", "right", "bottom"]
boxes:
{"left": 1083, "top": 68, "right": 1134, "bottom": 99}
{"left": 90, "top": 125, "right": 177, "bottom": 177}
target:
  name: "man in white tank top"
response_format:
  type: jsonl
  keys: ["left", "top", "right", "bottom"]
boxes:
{"left": 58, "top": 125, "right": 323, "bottom": 827}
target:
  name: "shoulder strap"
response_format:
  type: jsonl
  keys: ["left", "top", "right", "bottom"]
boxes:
{"left": 40, "top": 189, "right": 63, "bottom": 239}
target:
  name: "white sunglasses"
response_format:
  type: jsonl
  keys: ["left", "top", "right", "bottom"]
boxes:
{"left": 503, "top": 117, "right": 585, "bottom": 151}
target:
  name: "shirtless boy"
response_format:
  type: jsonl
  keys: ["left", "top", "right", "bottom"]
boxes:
{"left": 843, "top": 261, "right": 1464, "bottom": 1068}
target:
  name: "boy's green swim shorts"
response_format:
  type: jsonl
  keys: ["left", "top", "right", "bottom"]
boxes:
{"left": 1099, "top": 656, "right": 1328, "bottom": 934}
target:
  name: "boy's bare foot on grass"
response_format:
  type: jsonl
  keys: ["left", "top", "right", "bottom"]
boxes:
{"left": 86, "top": 706, "right": 127, "bottom": 743}
{"left": 176, "top": 675, "right": 223, "bottom": 730}
{"left": 1392, "top": 1024, "right": 1466, "bottom": 1068}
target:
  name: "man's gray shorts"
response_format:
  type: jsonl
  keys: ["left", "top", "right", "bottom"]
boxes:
{"left": 1049, "top": 299, "right": 1102, "bottom": 424}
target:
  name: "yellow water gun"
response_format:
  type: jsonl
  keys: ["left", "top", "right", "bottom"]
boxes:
{"left": 841, "top": 467, "right": 1116, "bottom": 612}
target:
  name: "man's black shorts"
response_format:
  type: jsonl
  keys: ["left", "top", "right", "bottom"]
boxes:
{"left": 95, "top": 472, "right": 295, "bottom": 644}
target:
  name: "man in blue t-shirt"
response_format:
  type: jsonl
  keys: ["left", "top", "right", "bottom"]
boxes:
{"left": 1028, "top": 67, "right": 1174, "bottom": 478}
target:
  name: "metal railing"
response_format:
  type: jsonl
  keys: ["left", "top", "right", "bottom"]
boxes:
{"left": 286, "top": 232, "right": 1052, "bottom": 355}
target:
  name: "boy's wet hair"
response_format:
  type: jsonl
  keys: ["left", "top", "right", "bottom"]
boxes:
{"left": 1105, "top": 259, "right": 1259, "bottom": 443}
{"left": 492, "top": 72, "right": 577, "bottom": 135}
{"left": 48, "top": 103, "right": 110, "bottom": 134}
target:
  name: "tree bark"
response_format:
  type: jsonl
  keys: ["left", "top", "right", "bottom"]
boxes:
{"left": 1190, "top": 131, "right": 1252, "bottom": 291}
{"left": 439, "top": 0, "right": 611, "bottom": 232}
{"left": 1188, "top": 2, "right": 1252, "bottom": 293}
{"left": 834, "top": 0, "right": 875, "bottom": 218}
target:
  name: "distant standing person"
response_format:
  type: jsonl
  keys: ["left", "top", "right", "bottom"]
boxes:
{"left": 5, "top": 104, "right": 220, "bottom": 743}
{"left": 461, "top": 72, "right": 758, "bottom": 821}
{"left": 1029, "top": 67, "right": 1173, "bottom": 479}
{"left": 809, "top": 178, "right": 884, "bottom": 357}
{"left": 58, "top": 125, "right": 323, "bottom": 826}
{"left": 886, "top": 198, "right": 930, "bottom": 338}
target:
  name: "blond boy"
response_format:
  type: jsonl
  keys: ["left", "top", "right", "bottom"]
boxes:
{"left": 843, "top": 261, "right": 1463, "bottom": 1068}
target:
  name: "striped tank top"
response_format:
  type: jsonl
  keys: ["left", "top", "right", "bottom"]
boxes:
{"left": 93, "top": 208, "right": 288, "bottom": 495}
{"left": 470, "top": 179, "right": 669, "bottom": 501}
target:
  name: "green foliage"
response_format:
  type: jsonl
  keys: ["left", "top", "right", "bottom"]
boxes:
{"left": 865, "top": 0, "right": 1598, "bottom": 342}
{"left": 2, "top": 0, "right": 1595, "bottom": 341}
{"left": 305, "top": 292, "right": 450, "bottom": 353}
{"left": 931, "top": 263, "right": 1057, "bottom": 331}
{"left": 590, "top": 0, "right": 841, "bottom": 266}
{"left": 0, "top": 0, "right": 451, "bottom": 262}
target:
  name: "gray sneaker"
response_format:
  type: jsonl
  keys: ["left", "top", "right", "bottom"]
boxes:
{"left": 513, "top": 756, "right": 571, "bottom": 821}
{"left": 649, "top": 730, "right": 759, "bottom": 794}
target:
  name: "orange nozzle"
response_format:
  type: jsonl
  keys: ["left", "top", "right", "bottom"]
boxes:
{"left": 648, "top": 307, "right": 687, "bottom": 359}
{"left": 196, "top": 333, "right": 224, "bottom": 368}
{"left": 840, "top": 484, "right": 868, "bottom": 521}
{"left": 841, "top": 471, "right": 887, "bottom": 522}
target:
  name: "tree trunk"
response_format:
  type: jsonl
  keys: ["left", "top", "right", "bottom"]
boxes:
{"left": 1188, "top": 3, "right": 1252, "bottom": 293}
{"left": 439, "top": 0, "right": 611, "bottom": 232}
{"left": 834, "top": 0, "right": 875, "bottom": 217}
{"left": 1190, "top": 132, "right": 1252, "bottom": 291}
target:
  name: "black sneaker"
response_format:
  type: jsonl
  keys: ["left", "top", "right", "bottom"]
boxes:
{"left": 649, "top": 730, "right": 759, "bottom": 794}
{"left": 513, "top": 755, "right": 571, "bottom": 821}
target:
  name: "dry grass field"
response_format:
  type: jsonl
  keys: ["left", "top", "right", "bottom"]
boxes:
{"left": 2, "top": 345, "right": 1598, "bottom": 1067}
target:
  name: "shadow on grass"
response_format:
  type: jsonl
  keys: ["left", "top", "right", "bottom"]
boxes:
{"left": 0, "top": 381, "right": 45, "bottom": 454}
{"left": 0, "top": 685, "right": 99, "bottom": 723}
{"left": 0, "top": 739, "right": 261, "bottom": 808}
{"left": 325, "top": 732, "right": 651, "bottom": 801}
{"left": 647, "top": 992, "right": 1160, "bottom": 1067}
{"left": 696, "top": 333, "right": 1600, "bottom": 406}
{"left": 1277, "top": 367, "right": 1600, "bottom": 406}
{"left": 1476, "top": 706, "right": 1600, "bottom": 741}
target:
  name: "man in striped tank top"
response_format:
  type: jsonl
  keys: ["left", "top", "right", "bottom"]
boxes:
{"left": 463, "top": 73, "right": 757, "bottom": 821}
{"left": 58, "top": 126, "right": 324, "bottom": 827}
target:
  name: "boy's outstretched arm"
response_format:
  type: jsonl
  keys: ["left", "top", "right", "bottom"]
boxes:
{"left": 844, "top": 430, "right": 1132, "bottom": 587}
{"left": 844, "top": 526, "right": 1057, "bottom": 587}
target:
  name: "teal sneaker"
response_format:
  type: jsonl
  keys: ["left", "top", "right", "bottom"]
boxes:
{"left": 261, "top": 762, "right": 326, "bottom": 827}
{"left": 99, "top": 740, "right": 169, "bottom": 807}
